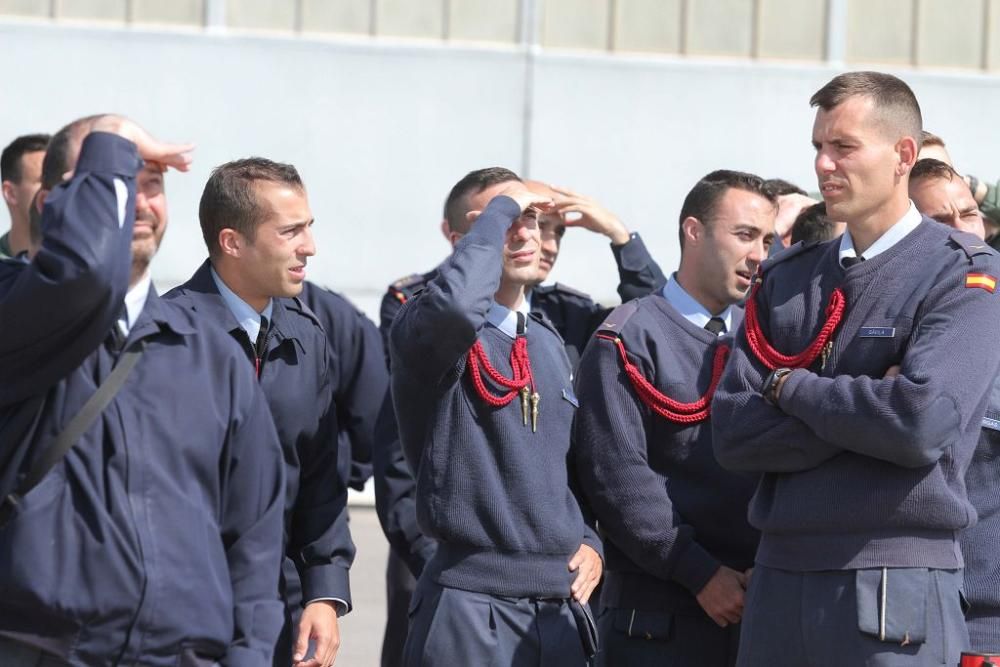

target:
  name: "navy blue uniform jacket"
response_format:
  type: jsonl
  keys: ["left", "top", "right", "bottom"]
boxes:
{"left": 166, "top": 262, "right": 355, "bottom": 610}
{"left": 299, "top": 282, "right": 388, "bottom": 492}
{"left": 0, "top": 133, "right": 286, "bottom": 666}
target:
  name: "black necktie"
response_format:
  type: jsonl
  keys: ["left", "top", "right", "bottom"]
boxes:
{"left": 842, "top": 255, "right": 865, "bottom": 268}
{"left": 516, "top": 312, "right": 526, "bottom": 337}
{"left": 255, "top": 316, "right": 269, "bottom": 355}
{"left": 704, "top": 317, "right": 726, "bottom": 336}
{"left": 253, "top": 316, "right": 269, "bottom": 378}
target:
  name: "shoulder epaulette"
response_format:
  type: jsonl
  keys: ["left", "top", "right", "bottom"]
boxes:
{"left": 760, "top": 240, "right": 822, "bottom": 273}
{"left": 949, "top": 231, "right": 998, "bottom": 263}
{"left": 285, "top": 296, "right": 323, "bottom": 329}
{"left": 597, "top": 300, "right": 640, "bottom": 337}
{"left": 552, "top": 282, "right": 594, "bottom": 301}
{"left": 388, "top": 272, "right": 430, "bottom": 304}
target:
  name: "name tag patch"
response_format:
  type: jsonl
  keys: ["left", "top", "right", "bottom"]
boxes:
{"left": 562, "top": 387, "right": 579, "bottom": 408}
{"left": 983, "top": 416, "right": 1000, "bottom": 432}
{"left": 859, "top": 327, "right": 896, "bottom": 338}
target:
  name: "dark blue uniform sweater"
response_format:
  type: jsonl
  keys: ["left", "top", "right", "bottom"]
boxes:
{"left": 375, "top": 234, "right": 663, "bottom": 578}
{"left": 962, "top": 371, "right": 1000, "bottom": 651}
{"left": 0, "top": 133, "right": 286, "bottom": 666}
{"left": 713, "top": 219, "right": 1000, "bottom": 571}
{"left": 574, "top": 296, "right": 758, "bottom": 612}
{"left": 389, "top": 195, "right": 600, "bottom": 598}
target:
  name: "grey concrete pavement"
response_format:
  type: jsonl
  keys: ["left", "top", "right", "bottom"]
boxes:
{"left": 337, "top": 506, "right": 390, "bottom": 667}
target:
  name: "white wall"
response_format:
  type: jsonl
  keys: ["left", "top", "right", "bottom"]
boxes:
{"left": 3, "top": 19, "right": 1000, "bottom": 318}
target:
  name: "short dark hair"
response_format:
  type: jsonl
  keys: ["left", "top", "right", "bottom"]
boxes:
{"left": 790, "top": 202, "right": 840, "bottom": 245}
{"left": 199, "top": 157, "right": 304, "bottom": 256}
{"left": 764, "top": 178, "right": 807, "bottom": 197}
{"left": 920, "top": 130, "right": 945, "bottom": 148}
{"left": 910, "top": 157, "right": 959, "bottom": 186}
{"left": 810, "top": 71, "right": 922, "bottom": 144}
{"left": 1, "top": 133, "right": 50, "bottom": 184}
{"left": 678, "top": 169, "right": 776, "bottom": 249}
{"left": 41, "top": 115, "right": 104, "bottom": 191}
{"left": 443, "top": 167, "right": 520, "bottom": 234}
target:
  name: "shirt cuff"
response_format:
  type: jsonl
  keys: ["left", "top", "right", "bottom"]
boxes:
{"left": 300, "top": 564, "right": 352, "bottom": 614}
{"left": 304, "top": 597, "right": 349, "bottom": 616}
{"left": 75, "top": 131, "right": 143, "bottom": 179}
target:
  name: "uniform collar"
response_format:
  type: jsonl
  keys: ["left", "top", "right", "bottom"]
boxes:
{"left": 119, "top": 272, "right": 152, "bottom": 336}
{"left": 661, "top": 273, "right": 732, "bottom": 334}
{"left": 486, "top": 298, "right": 531, "bottom": 340}
{"left": 839, "top": 201, "right": 922, "bottom": 267}
{"left": 210, "top": 265, "right": 274, "bottom": 342}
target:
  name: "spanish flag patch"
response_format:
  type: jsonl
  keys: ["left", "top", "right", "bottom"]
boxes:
{"left": 966, "top": 273, "right": 998, "bottom": 292}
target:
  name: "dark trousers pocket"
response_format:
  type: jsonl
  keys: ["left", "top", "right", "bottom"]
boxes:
{"left": 609, "top": 608, "right": 675, "bottom": 641}
{"left": 856, "top": 568, "right": 929, "bottom": 645}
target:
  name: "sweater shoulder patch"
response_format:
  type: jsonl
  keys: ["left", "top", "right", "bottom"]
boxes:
{"left": 551, "top": 282, "right": 593, "bottom": 301}
{"left": 761, "top": 240, "right": 823, "bottom": 273}
{"left": 388, "top": 272, "right": 430, "bottom": 303}
{"left": 949, "top": 231, "right": 998, "bottom": 263}
{"left": 597, "top": 301, "right": 640, "bottom": 336}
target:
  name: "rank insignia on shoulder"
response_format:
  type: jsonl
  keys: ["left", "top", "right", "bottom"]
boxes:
{"left": 983, "top": 416, "right": 1000, "bottom": 432}
{"left": 966, "top": 273, "right": 998, "bottom": 293}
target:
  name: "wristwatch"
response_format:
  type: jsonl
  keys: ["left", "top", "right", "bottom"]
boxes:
{"left": 762, "top": 367, "right": 793, "bottom": 406}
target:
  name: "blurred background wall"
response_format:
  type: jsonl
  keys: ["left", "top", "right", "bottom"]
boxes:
{"left": 3, "top": 0, "right": 1000, "bottom": 316}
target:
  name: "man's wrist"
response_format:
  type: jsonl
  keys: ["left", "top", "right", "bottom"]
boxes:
{"left": 306, "top": 597, "right": 347, "bottom": 616}
{"left": 606, "top": 226, "right": 632, "bottom": 246}
{"left": 762, "top": 367, "right": 793, "bottom": 406}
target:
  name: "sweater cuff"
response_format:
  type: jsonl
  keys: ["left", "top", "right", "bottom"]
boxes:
{"left": 776, "top": 367, "right": 812, "bottom": 414}
{"left": 669, "top": 540, "right": 722, "bottom": 594}
{"left": 75, "top": 132, "right": 142, "bottom": 178}
{"left": 582, "top": 527, "right": 604, "bottom": 562}
{"left": 610, "top": 232, "right": 646, "bottom": 269}
{"left": 300, "top": 563, "right": 352, "bottom": 614}
{"left": 464, "top": 195, "right": 521, "bottom": 246}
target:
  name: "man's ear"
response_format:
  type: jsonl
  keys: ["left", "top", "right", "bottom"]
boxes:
{"left": 1, "top": 180, "right": 15, "bottom": 207}
{"left": 681, "top": 216, "right": 704, "bottom": 247}
{"left": 897, "top": 135, "right": 919, "bottom": 176}
{"left": 34, "top": 189, "right": 49, "bottom": 214}
{"left": 439, "top": 218, "right": 450, "bottom": 242}
{"left": 218, "top": 228, "right": 243, "bottom": 258}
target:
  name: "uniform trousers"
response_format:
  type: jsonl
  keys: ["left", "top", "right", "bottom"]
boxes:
{"left": 737, "top": 565, "right": 969, "bottom": 667}
{"left": 0, "top": 636, "right": 221, "bottom": 666}
{"left": 595, "top": 606, "right": 739, "bottom": 666}
{"left": 0, "top": 638, "right": 69, "bottom": 667}
{"left": 403, "top": 577, "right": 591, "bottom": 667}
{"left": 382, "top": 549, "right": 417, "bottom": 667}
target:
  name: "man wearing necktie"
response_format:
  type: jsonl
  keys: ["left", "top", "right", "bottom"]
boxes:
{"left": 165, "top": 158, "right": 352, "bottom": 667}
{"left": 712, "top": 71, "right": 1000, "bottom": 667}
{"left": 573, "top": 170, "right": 776, "bottom": 666}
{"left": 390, "top": 173, "right": 603, "bottom": 666}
